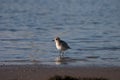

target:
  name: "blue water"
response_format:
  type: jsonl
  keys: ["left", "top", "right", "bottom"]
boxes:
{"left": 0, "top": 0, "right": 120, "bottom": 67}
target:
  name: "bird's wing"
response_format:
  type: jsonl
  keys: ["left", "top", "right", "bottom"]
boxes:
{"left": 60, "top": 40, "right": 70, "bottom": 49}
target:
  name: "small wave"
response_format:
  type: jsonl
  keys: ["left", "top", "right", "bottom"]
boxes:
{"left": 1, "top": 59, "right": 30, "bottom": 62}
{"left": 0, "top": 28, "right": 21, "bottom": 32}
{"left": 0, "top": 38, "right": 31, "bottom": 41}
{"left": 86, "top": 56, "right": 100, "bottom": 59}
{"left": 101, "top": 57, "right": 119, "bottom": 60}
{"left": 78, "top": 46, "right": 120, "bottom": 51}
{"left": 4, "top": 47, "right": 32, "bottom": 50}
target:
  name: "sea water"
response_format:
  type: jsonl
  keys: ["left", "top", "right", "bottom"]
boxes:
{"left": 0, "top": 0, "right": 120, "bottom": 67}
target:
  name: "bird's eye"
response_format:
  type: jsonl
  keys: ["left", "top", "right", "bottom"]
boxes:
{"left": 56, "top": 39, "right": 58, "bottom": 40}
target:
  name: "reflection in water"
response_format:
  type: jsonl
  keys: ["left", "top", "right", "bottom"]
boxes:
{"left": 30, "top": 59, "right": 40, "bottom": 64}
{"left": 55, "top": 56, "right": 76, "bottom": 65}
{"left": 55, "top": 55, "right": 91, "bottom": 65}
{"left": 55, "top": 57, "right": 67, "bottom": 65}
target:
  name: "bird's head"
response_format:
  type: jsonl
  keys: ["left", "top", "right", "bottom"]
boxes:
{"left": 52, "top": 37, "right": 60, "bottom": 42}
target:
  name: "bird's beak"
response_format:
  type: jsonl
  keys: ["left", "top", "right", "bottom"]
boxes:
{"left": 52, "top": 40, "right": 54, "bottom": 41}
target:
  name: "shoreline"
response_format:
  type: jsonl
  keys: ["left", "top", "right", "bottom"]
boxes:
{"left": 0, "top": 64, "right": 120, "bottom": 80}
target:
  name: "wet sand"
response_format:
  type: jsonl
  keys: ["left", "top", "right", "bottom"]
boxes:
{"left": 0, "top": 65, "right": 120, "bottom": 80}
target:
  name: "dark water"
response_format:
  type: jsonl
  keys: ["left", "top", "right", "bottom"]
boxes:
{"left": 0, "top": 0, "right": 120, "bottom": 67}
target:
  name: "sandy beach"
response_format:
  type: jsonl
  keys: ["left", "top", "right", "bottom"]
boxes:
{"left": 0, "top": 65, "right": 120, "bottom": 80}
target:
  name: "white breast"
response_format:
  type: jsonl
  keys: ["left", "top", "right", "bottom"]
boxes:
{"left": 56, "top": 42, "right": 62, "bottom": 50}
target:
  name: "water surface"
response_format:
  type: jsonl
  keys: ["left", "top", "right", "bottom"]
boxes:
{"left": 0, "top": 0, "right": 120, "bottom": 67}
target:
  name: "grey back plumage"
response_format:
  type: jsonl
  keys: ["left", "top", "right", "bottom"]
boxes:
{"left": 60, "top": 40, "right": 71, "bottom": 49}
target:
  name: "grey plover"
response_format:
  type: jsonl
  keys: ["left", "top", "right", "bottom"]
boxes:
{"left": 53, "top": 37, "right": 71, "bottom": 56}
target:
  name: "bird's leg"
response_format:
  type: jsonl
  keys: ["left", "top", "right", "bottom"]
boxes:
{"left": 60, "top": 50, "right": 65, "bottom": 58}
{"left": 59, "top": 50, "right": 62, "bottom": 57}
{"left": 61, "top": 51, "right": 64, "bottom": 57}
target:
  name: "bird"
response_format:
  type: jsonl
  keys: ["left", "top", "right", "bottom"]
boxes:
{"left": 53, "top": 37, "right": 71, "bottom": 57}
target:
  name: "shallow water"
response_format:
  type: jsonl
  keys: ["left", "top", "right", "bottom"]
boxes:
{"left": 0, "top": 0, "right": 120, "bottom": 67}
